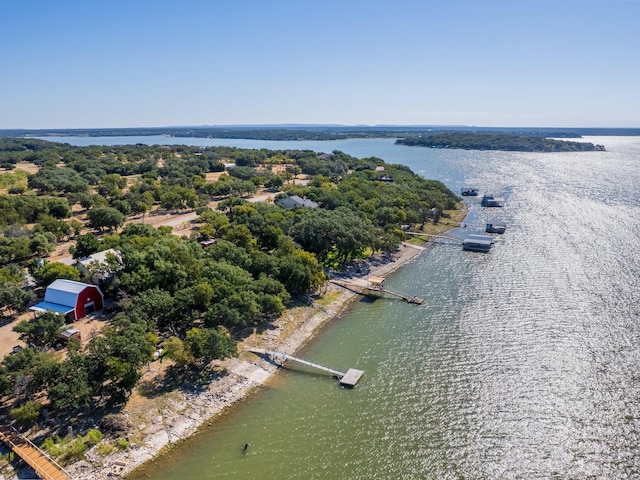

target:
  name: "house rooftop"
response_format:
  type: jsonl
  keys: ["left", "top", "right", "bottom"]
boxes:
{"left": 77, "top": 249, "right": 121, "bottom": 267}
{"left": 276, "top": 195, "right": 319, "bottom": 209}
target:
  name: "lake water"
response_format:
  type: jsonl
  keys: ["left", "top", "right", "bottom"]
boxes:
{"left": 44, "top": 135, "right": 640, "bottom": 478}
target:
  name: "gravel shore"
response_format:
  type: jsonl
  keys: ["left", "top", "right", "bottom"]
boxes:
{"left": 13, "top": 243, "right": 427, "bottom": 480}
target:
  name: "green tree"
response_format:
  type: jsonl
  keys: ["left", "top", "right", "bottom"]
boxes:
{"left": 28, "top": 167, "right": 89, "bottom": 194}
{"left": 36, "top": 214, "right": 71, "bottom": 240}
{"left": 275, "top": 249, "right": 325, "bottom": 293}
{"left": 70, "top": 233, "right": 100, "bottom": 259}
{"left": 97, "top": 173, "right": 127, "bottom": 198}
{"left": 0, "top": 281, "right": 33, "bottom": 316}
{"left": 29, "top": 232, "right": 56, "bottom": 257}
{"left": 289, "top": 207, "right": 378, "bottom": 264}
{"left": 0, "top": 237, "right": 30, "bottom": 263}
{"left": 162, "top": 336, "right": 193, "bottom": 366}
{"left": 46, "top": 197, "right": 72, "bottom": 219}
{"left": 33, "top": 262, "right": 80, "bottom": 286}
{"left": 48, "top": 352, "right": 93, "bottom": 410}
{"left": 122, "top": 288, "right": 177, "bottom": 333}
{"left": 87, "top": 206, "right": 125, "bottom": 232}
{"left": 183, "top": 327, "right": 236, "bottom": 364}
{"left": 126, "top": 190, "right": 154, "bottom": 215}
{"left": 265, "top": 175, "right": 284, "bottom": 190}
{"left": 68, "top": 219, "right": 84, "bottom": 237}
{"left": 87, "top": 314, "right": 156, "bottom": 404}
{"left": 13, "top": 311, "right": 65, "bottom": 349}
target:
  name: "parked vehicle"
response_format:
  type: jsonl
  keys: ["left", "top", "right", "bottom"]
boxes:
{"left": 54, "top": 328, "right": 81, "bottom": 350}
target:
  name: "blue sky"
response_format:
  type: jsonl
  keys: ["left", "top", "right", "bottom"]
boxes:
{"left": 1, "top": 0, "right": 638, "bottom": 128}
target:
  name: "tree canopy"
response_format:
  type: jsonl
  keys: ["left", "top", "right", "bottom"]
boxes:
{"left": 0, "top": 136, "right": 461, "bottom": 420}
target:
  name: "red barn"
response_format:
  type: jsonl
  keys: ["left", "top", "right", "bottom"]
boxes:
{"left": 31, "top": 279, "right": 104, "bottom": 322}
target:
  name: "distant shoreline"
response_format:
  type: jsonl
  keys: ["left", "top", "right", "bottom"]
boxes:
{"left": 3, "top": 126, "right": 640, "bottom": 142}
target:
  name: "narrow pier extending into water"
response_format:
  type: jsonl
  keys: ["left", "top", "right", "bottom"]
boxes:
{"left": 0, "top": 426, "right": 71, "bottom": 480}
{"left": 405, "top": 231, "right": 463, "bottom": 243}
{"left": 330, "top": 276, "right": 425, "bottom": 304}
{"left": 245, "top": 348, "right": 364, "bottom": 387}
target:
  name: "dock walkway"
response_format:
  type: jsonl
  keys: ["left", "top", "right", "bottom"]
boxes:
{"left": 0, "top": 426, "right": 71, "bottom": 480}
{"left": 329, "top": 278, "right": 424, "bottom": 304}
{"left": 246, "top": 348, "right": 363, "bottom": 387}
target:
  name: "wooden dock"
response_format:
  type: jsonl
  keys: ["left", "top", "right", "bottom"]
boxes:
{"left": 330, "top": 277, "right": 424, "bottom": 304}
{"left": 0, "top": 426, "right": 71, "bottom": 480}
{"left": 405, "top": 231, "right": 463, "bottom": 243}
{"left": 246, "top": 348, "right": 363, "bottom": 387}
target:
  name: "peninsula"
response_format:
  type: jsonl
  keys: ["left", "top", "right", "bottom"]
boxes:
{"left": 395, "top": 132, "right": 605, "bottom": 152}
{"left": 0, "top": 137, "right": 462, "bottom": 479}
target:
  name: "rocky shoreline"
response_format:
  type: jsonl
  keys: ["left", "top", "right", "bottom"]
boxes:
{"left": 68, "top": 243, "right": 426, "bottom": 480}
{"left": 0, "top": 242, "right": 427, "bottom": 480}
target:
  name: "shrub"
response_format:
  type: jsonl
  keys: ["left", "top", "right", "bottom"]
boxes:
{"left": 116, "top": 438, "right": 130, "bottom": 450}
{"left": 59, "top": 436, "right": 88, "bottom": 464}
{"left": 10, "top": 400, "right": 42, "bottom": 427}
{"left": 84, "top": 429, "right": 103, "bottom": 446}
{"left": 95, "top": 443, "right": 116, "bottom": 457}
{"left": 42, "top": 436, "right": 62, "bottom": 457}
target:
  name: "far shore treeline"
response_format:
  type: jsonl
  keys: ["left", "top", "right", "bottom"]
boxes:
{"left": 0, "top": 137, "right": 458, "bottom": 433}
{"left": 1, "top": 125, "right": 638, "bottom": 143}
{"left": 395, "top": 132, "right": 605, "bottom": 152}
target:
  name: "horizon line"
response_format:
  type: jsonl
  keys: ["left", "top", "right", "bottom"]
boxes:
{"left": 2, "top": 124, "right": 640, "bottom": 132}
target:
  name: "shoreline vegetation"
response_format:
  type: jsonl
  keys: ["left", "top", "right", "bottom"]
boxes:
{"left": 395, "top": 132, "right": 606, "bottom": 152}
{"left": 1, "top": 125, "right": 639, "bottom": 144}
{"left": 0, "top": 137, "right": 463, "bottom": 479}
{"left": 110, "top": 208, "right": 468, "bottom": 480}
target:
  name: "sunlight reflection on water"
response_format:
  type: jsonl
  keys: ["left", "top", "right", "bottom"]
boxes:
{"left": 57, "top": 135, "right": 640, "bottom": 480}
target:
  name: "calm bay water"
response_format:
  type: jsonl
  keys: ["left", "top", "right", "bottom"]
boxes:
{"left": 46, "top": 135, "right": 640, "bottom": 478}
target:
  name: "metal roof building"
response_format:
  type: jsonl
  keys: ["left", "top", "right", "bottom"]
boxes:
{"left": 275, "top": 195, "right": 319, "bottom": 209}
{"left": 30, "top": 279, "right": 104, "bottom": 321}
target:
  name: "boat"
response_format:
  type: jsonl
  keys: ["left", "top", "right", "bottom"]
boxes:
{"left": 462, "top": 234, "right": 494, "bottom": 252}
{"left": 481, "top": 194, "right": 505, "bottom": 207}
{"left": 461, "top": 188, "right": 479, "bottom": 196}
{"left": 485, "top": 223, "right": 506, "bottom": 234}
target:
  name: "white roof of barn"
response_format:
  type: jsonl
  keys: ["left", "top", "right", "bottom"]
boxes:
{"left": 43, "top": 279, "right": 101, "bottom": 307}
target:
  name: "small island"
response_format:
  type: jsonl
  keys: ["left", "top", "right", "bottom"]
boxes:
{"left": 396, "top": 132, "right": 605, "bottom": 152}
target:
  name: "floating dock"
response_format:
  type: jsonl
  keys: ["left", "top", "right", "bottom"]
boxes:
{"left": 339, "top": 368, "right": 365, "bottom": 387}
{"left": 245, "top": 348, "right": 364, "bottom": 387}
{"left": 485, "top": 223, "right": 507, "bottom": 234}
{"left": 481, "top": 194, "right": 505, "bottom": 207}
{"left": 462, "top": 234, "right": 495, "bottom": 252}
